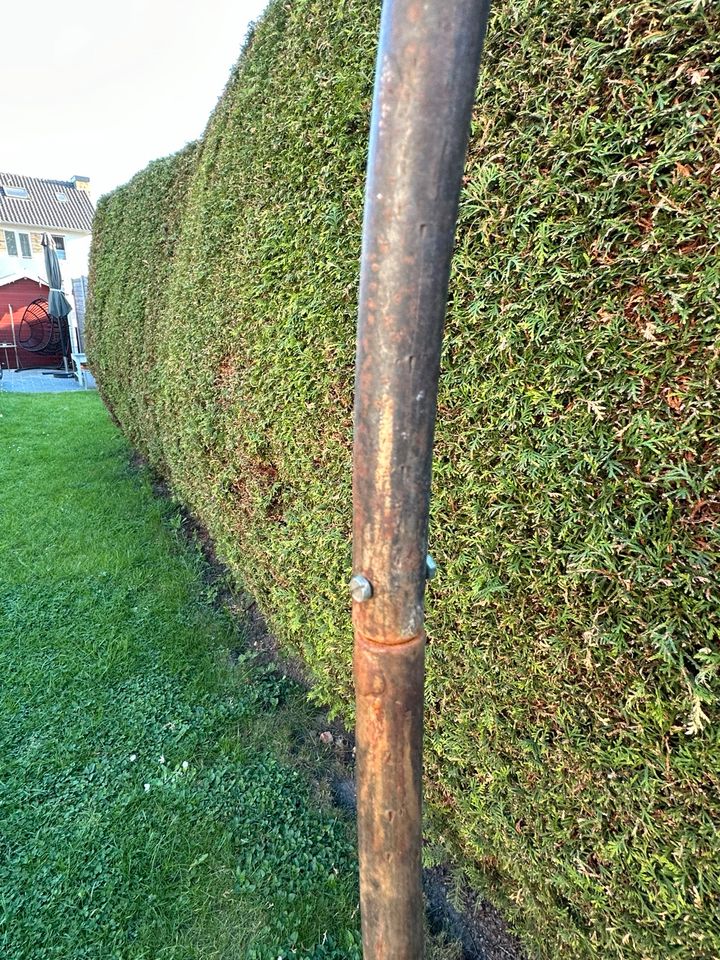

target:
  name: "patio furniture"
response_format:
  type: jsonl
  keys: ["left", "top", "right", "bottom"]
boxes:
{"left": 71, "top": 351, "right": 90, "bottom": 389}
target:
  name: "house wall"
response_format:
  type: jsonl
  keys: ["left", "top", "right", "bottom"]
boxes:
{"left": 0, "top": 225, "right": 91, "bottom": 285}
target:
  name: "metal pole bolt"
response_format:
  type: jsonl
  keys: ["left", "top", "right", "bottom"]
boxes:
{"left": 350, "top": 574, "right": 374, "bottom": 603}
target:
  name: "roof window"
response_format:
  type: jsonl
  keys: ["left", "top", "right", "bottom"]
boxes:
{"left": 56, "top": 192, "right": 68, "bottom": 202}
{"left": 2, "top": 185, "right": 30, "bottom": 199}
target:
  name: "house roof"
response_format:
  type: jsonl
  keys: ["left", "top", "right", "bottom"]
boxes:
{"left": 0, "top": 272, "right": 48, "bottom": 288}
{"left": 0, "top": 172, "right": 94, "bottom": 233}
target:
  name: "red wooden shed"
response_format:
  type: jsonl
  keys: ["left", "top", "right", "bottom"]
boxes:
{"left": 0, "top": 274, "right": 60, "bottom": 370}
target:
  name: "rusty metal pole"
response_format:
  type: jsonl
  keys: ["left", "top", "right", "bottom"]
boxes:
{"left": 351, "top": 1, "right": 490, "bottom": 957}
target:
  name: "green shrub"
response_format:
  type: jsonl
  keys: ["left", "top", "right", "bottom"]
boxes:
{"left": 87, "top": 1, "right": 720, "bottom": 957}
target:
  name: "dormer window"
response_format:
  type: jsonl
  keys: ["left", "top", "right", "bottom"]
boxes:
{"left": 2, "top": 185, "right": 30, "bottom": 199}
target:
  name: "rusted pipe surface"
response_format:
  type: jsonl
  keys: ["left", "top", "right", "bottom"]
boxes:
{"left": 352, "top": 1, "right": 490, "bottom": 957}
{"left": 354, "top": 633, "right": 425, "bottom": 959}
{"left": 353, "top": 0, "right": 491, "bottom": 644}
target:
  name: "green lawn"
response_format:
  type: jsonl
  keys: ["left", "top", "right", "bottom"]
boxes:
{"left": 0, "top": 393, "right": 363, "bottom": 960}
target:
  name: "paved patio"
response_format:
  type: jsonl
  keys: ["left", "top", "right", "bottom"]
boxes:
{"left": 0, "top": 367, "right": 96, "bottom": 393}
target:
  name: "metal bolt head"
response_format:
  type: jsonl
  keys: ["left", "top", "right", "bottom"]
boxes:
{"left": 349, "top": 574, "right": 373, "bottom": 602}
{"left": 426, "top": 554, "right": 438, "bottom": 580}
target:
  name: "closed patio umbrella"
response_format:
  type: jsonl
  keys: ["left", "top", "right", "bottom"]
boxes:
{"left": 42, "top": 233, "right": 73, "bottom": 371}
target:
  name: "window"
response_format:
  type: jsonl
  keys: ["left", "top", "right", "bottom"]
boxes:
{"left": 1, "top": 185, "right": 30, "bottom": 199}
{"left": 56, "top": 192, "right": 68, "bottom": 202}
{"left": 3, "top": 230, "right": 35, "bottom": 258}
{"left": 52, "top": 235, "right": 66, "bottom": 260}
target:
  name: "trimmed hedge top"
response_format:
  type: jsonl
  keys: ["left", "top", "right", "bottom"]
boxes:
{"left": 87, "top": 1, "right": 720, "bottom": 958}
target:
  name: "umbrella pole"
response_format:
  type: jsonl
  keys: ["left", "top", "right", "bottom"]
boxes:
{"left": 351, "top": 2, "right": 490, "bottom": 957}
{"left": 59, "top": 316, "right": 70, "bottom": 374}
{"left": 9, "top": 305, "right": 20, "bottom": 371}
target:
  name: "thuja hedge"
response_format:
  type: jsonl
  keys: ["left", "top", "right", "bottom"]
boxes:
{"left": 87, "top": 1, "right": 720, "bottom": 957}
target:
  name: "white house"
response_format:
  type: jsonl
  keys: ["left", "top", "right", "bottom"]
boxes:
{"left": 0, "top": 172, "right": 93, "bottom": 367}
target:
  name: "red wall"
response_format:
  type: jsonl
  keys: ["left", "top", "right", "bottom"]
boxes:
{"left": 0, "top": 278, "right": 62, "bottom": 370}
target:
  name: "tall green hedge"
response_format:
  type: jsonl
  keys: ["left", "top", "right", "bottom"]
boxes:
{"left": 87, "top": 1, "right": 720, "bottom": 957}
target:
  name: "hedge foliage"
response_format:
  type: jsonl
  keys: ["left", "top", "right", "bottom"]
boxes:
{"left": 87, "top": 1, "right": 720, "bottom": 957}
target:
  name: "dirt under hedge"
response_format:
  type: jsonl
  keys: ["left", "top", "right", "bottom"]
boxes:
{"left": 87, "top": 1, "right": 720, "bottom": 958}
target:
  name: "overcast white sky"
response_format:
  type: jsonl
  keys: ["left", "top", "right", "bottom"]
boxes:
{"left": 2, "top": 0, "right": 268, "bottom": 200}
